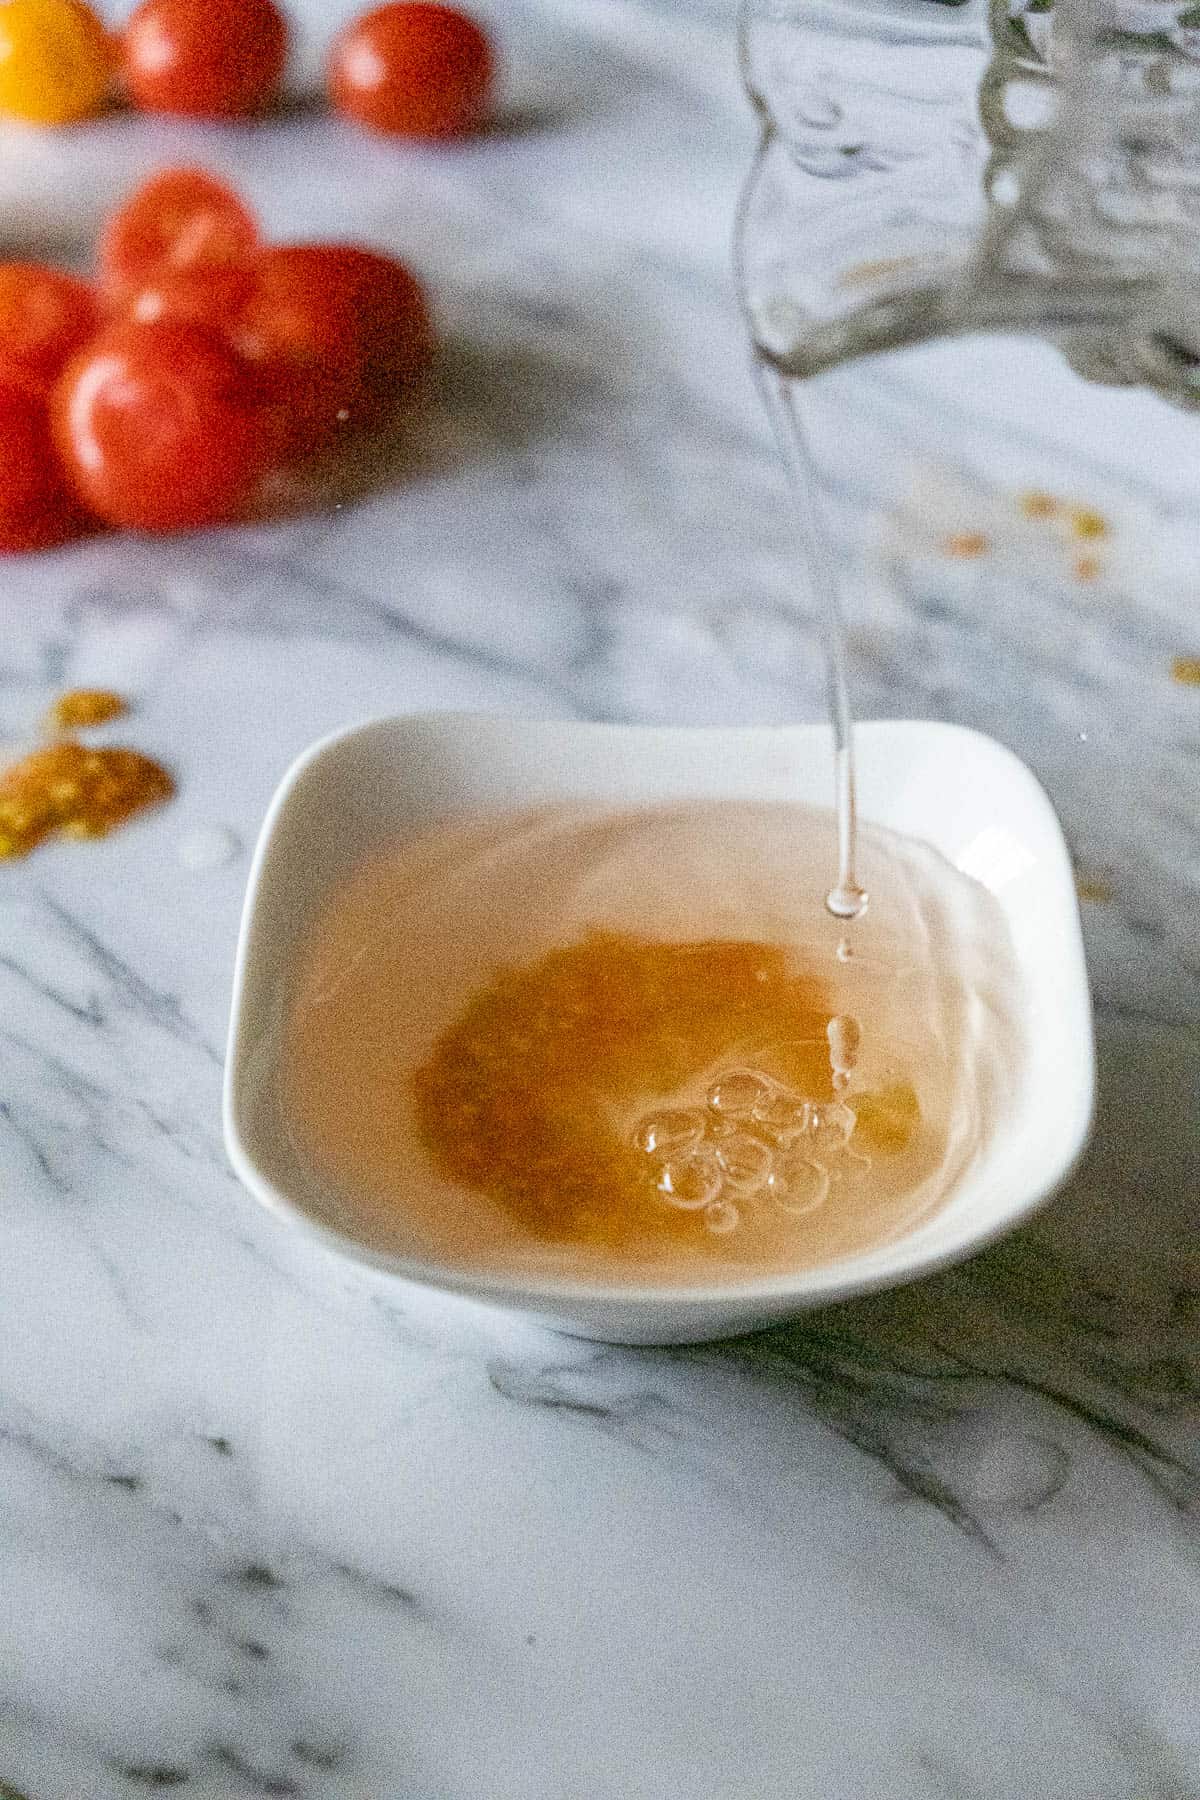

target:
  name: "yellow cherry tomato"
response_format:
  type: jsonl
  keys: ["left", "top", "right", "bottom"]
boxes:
{"left": 0, "top": 0, "right": 111, "bottom": 125}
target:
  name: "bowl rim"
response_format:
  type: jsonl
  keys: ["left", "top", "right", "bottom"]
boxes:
{"left": 223, "top": 713, "right": 1097, "bottom": 1313}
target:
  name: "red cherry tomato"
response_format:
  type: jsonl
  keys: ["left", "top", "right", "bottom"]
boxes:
{"left": 52, "top": 321, "right": 268, "bottom": 532}
{"left": 0, "top": 374, "right": 87, "bottom": 553}
{"left": 98, "top": 168, "right": 259, "bottom": 300}
{"left": 121, "top": 0, "right": 288, "bottom": 118}
{"left": 0, "top": 262, "right": 99, "bottom": 391}
{"left": 328, "top": 3, "right": 492, "bottom": 140}
{"left": 235, "top": 242, "right": 435, "bottom": 454}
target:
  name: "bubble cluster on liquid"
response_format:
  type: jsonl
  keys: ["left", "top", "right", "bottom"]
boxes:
{"left": 633, "top": 1022, "right": 866, "bottom": 1237}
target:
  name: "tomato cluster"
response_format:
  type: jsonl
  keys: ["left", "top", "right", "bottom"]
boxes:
{"left": 0, "top": 0, "right": 493, "bottom": 136}
{"left": 0, "top": 169, "right": 435, "bottom": 549}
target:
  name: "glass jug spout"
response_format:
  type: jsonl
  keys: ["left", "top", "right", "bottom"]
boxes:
{"left": 738, "top": 0, "right": 1200, "bottom": 400}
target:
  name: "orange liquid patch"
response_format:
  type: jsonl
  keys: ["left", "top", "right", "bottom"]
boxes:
{"left": 411, "top": 930, "right": 931, "bottom": 1264}
{"left": 45, "top": 687, "right": 128, "bottom": 733}
{"left": 414, "top": 931, "right": 839, "bottom": 1254}
{"left": 0, "top": 740, "right": 173, "bottom": 859}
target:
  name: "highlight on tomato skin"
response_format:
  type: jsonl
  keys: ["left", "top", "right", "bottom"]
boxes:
{"left": 328, "top": 2, "right": 493, "bottom": 140}
{"left": 0, "top": 372, "right": 90, "bottom": 554}
{"left": 0, "top": 262, "right": 100, "bottom": 391}
{"left": 121, "top": 0, "right": 289, "bottom": 119}
{"left": 97, "top": 168, "right": 260, "bottom": 301}
{"left": 0, "top": 0, "right": 112, "bottom": 127}
{"left": 51, "top": 320, "right": 270, "bottom": 534}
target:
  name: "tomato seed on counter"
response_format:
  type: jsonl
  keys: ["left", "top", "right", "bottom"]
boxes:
{"left": 1074, "top": 870, "right": 1114, "bottom": 905}
{"left": 1017, "top": 488, "right": 1111, "bottom": 540}
{"left": 1069, "top": 506, "right": 1109, "bottom": 541}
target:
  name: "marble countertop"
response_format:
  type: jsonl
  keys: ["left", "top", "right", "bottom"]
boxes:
{"left": 2, "top": 2, "right": 1199, "bottom": 1795}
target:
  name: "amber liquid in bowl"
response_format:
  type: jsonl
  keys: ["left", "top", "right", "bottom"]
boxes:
{"left": 280, "top": 799, "right": 1023, "bottom": 1287}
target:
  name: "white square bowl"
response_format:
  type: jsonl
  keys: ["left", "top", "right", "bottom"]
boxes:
{"left": 224, "top": 716, "right": 1094, "bottom": 1344}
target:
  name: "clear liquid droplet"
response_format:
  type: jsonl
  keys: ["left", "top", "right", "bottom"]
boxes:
{"left": 826, "top": 1013, "right": 861, "bottom": 1074}
{"left": 826, "top": 882, "right": 868, "bottom": 921}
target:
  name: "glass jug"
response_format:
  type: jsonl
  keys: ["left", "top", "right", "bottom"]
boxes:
{"left": 737, "top": 0, "right": 1200, "bottom": 982}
